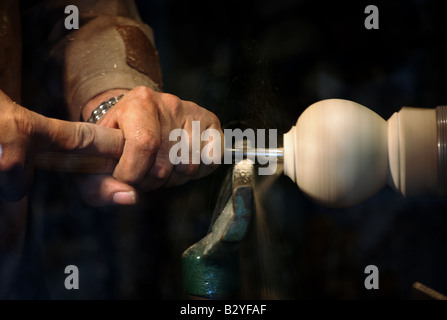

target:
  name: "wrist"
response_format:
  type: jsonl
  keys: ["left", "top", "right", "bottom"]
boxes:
{"left": 82, "top": 89, "right": 129, "bottom": 122}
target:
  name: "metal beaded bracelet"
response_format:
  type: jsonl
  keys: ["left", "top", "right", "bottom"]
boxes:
{"left": 87, "top": 94, "right": 125, "bottom": 124}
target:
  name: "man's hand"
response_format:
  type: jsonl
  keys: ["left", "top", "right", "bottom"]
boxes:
{"left": 77, "top": 86, "right": 223, "bottom": 206}
{"left": 0, "top": 90, "right": 125, "bottom": 201}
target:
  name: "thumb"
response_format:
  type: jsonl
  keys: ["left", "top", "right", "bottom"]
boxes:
{"left": 74, "top": 174, "right": 138, "bottom": 207}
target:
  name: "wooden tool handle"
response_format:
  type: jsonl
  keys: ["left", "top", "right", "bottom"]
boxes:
{"left": 34, "top": 152, "right": 117, "bottom": 174}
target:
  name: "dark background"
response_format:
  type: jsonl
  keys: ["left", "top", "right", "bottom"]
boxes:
{"left": 11, "top": 0, "right": 447, "bottom": 299}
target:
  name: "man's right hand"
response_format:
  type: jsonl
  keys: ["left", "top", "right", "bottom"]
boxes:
{"left": 0, "top": 90, "right": 127, "bottom": 201}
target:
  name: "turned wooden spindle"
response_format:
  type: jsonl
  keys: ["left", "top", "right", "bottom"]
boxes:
{"left": 283, "top": 99, "right": 447, "bottom": 207}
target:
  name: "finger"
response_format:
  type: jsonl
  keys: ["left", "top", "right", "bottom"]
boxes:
{"left": 33, "top": 114, "right": 125, "bottom": 158}
{"left": 164, "top": 116, "right": 206, "bottom": 186}
{"left": 171, "top": 115, "right": 203, "bottom": 176}
{"left": 191, "top": 120, "right": 223, "bottom": 180}
{"left": 74, "top": 174, "right": 137, "bottom": 207}
{"left": 137, "top": 122, "right": 175, "bottom": 191}
{"left": 112, "top": 97, "right": 161, "bottom": 184}
{"left": 165, "top": 115, "right": 223, "bottom": 187}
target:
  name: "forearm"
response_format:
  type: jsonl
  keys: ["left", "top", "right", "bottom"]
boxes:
{"left": 60, "top": 0, "right": 163, "bottom": 120}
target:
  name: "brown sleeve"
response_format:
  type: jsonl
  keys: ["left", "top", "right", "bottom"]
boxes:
{"left": 63, "top": 1, "right": 163, "bottom": 120}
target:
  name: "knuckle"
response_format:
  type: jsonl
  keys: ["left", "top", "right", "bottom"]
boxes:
{"left": 161, "top": 93, "right": 183, "bottom": 115}
{"left": 208, "top": 112, "right": 221, "bottom": 128}
{"left": 74, "top": 123, "right": 94, "bottom": 150}
{"left": 134, "top": 130, "right": 160, "bottom": 154}
{"left": 133, "top": 86, "right": 156, "bottom": 101}
{"left": 153, "top": 165, "right": 172, "bottom": 181}
{"left": 13, "top": 107, "right": 33, "bottom": 138}
{"left": 189, "top": 103, "right": 221, "bottom": 127}
{"left": 141, "top": 163, "right": 173, "bottom": 189}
